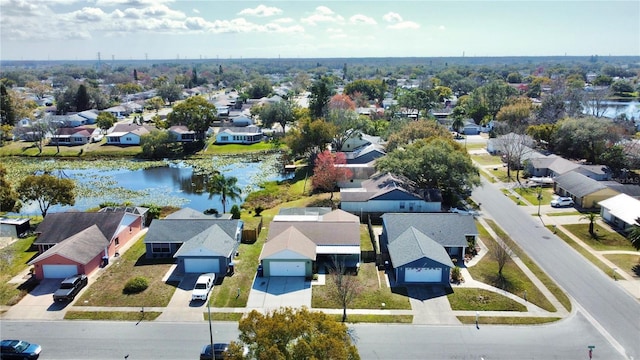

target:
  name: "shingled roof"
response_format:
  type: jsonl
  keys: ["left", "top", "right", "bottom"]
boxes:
{"left": 29, "top": 225, "right": 109, "bottom": 265}
{"left": 34, "top": 212, "right": 126, "bottom": 246}
{"left": 387, "top": 227, "right": 454, "bottom": 268}
{"left": 382, "top": 213, "right": 478, "bottom": 248}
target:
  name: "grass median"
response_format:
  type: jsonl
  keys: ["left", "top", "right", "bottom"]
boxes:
{"left": 65, "top": 310, "right": 162, "bottom": 321}
{"left": 0, "top": 235, "right": 39, "bottom": 306}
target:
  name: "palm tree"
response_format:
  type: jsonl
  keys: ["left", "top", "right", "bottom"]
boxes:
{"left": 629, "top": 217, "right": 640, "bottom": 251}
{"left": 206, "top": 173, "right": 241, "bottom": 214}
{"left": 580, "top": 212, "right": 600, "bottom": 237}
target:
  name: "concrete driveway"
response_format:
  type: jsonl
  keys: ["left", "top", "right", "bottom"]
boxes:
{"left": 247, "top": 276, "right": 311, "bottom": 311}
{"left": 1, "top": 279, "right": 71, "bottom": 320}
{"left": 156, "top": 273, "right": 204, "bottom": 322}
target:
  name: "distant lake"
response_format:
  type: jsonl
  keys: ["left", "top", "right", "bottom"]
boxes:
{"left": 585, "top": 100, "right": 640, "bottom": 120}
{"left": 16, "top": 154, "right": 292, "bottom": 215}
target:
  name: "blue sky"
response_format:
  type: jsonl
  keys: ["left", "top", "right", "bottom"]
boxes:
{"left": 1, "top": 0, "right": 638, "bottom": 61}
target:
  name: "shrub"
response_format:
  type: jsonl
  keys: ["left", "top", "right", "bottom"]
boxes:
{"left": 230, "top": 205, "right": 241, "bottom": 219}
{"left": 451, "top": 266, "right": 463, "bottom": 283}
{"left": 254, "top": 206, "right": 264, "bottom": 216}
{"left": 123, "top": 276, "right": 149, "bottom": 294}
{"left": 204, "top": 208, "right": 219, "bottom": 215}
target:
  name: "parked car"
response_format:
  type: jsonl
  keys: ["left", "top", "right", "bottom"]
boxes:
{"left": 449, "top": 207, "right": 479, "bottom": 216}
{"left": 550, "top": 197, "right": 575, "bottom": 208}
{"left": 0, "top": 339, "right": 42, "bottom": 359}
{"left": 191, "top": 273, "right": 215, "bottom": 302}
{"left": 52, "top": 274, "right": 88, "bottom": 302}
{"left": 200, "top": 343, "right": 228, "bottom": 360}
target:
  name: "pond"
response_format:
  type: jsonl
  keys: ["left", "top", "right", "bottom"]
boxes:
{"left": 13, "top": 153, "right": 292, "bottom": 215}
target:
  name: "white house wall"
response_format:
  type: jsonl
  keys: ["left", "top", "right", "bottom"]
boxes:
{"left": 341, "top": 200, "right": 440, "bottom": 213}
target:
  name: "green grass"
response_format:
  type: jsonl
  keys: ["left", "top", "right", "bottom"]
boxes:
{"left": 448, "top": 288, "right": 526, "bottom": 311}
{"left": 483, "top": 219, "right": 572, "bottom": 312}
{"left": 0, "top": 139, "right": 142, "bottom": 158}
{"left": 64, "top": 311, "right": 162, "bottom": 321}
{"left": 561, "top": 223, "right": 635, "bottom": 251}
{"left": 203, "top": 142, "right": 280, "bottom": 155}
{"left": 550, "top": 226, "right": 616, "bottom": 279}
{"left": 500, "top": 189, "right": 526, "bottom": 206}
{"left": 326, "top": 314, "right": 413, "bottom": 323}
{"left": 360, "top": 224, "right": 374, "bottom": 252}
{"left": 457, "top": 316, "right": 561, "bottom": 325}
{"left": 312, "top": 262, "right": 411, "bottom": 310}
{"left": 603, "top": 254, "right": 640, "bottom": 279}
{"left": 205, "top": 312, "right": 245, "bottom": 321}
{"left": 471, "top": 154, "right": 502, "bottom": 166}
{"left": 465, "top": 142, "right": 487, "bottom": 151}
{"left": 75, "top": 236, "right": 177, "bottom": 307}
{"left": 546, "top": 211, "right": 581, "bottom": 217}
{"left": 0, "top": 236, "right": 39, "bottom": 305}
{"left": 512, "top": 186, "right": 554, "bottom": 205}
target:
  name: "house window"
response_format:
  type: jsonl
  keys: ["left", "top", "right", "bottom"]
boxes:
{"left": 152, "top": 243, "right": 171, "bottom": 253}
{"left": 399, "top": 202, "right": 406, "bottom": 210}
{"left": 125, "top": 137, "right": 132, "bottom": 141}
{"left": 221, "top": 136, "right": 228, "bottom": 141}
{"left": 115, "top": 238, "right": 120, "bottom": 246}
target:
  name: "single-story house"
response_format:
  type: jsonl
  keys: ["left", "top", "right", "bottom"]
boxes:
{"left": 340, "top": 173, "right": 442, "bottom": 217}
{"left": 29, "top": 210, "right": 144, "bottom": 279}
{"left": 527, "top": 155, "right": 581, "bottom": 178}
{"left": 553, "top": 171, "right": 619, "bottom": 209}
{"left": 169, "top": 125, "right": 197, "bottom": 142}
{"left": 50, "top": 126, "right": 93, "bottom": 145}
{"left": 259, "top": 209, "right": 360, "bottom": 277}
{"left": 77, "top": 110, "right": 99, "bottom": 124}
{"left": 380, "top": 213, "right": 479, "bottom": 285}
{"left": 231, "top": 116, "right": 253, "bottom": 127}
{"left": 486, "top": 133, "right": 535, "bottom": 155}
{"left": 0, "top": 218, "right": 30, "bottom": 238}
{"left": 215, "top": 126, "right": 263, "bottom": 145}
{"left": 106, "top": 123, "right": 155, "bottom": 145}
{"left": 598, "top": 194, "right": 640, "bottom": 232}
{"left": 103, "top": 105, "right": 130, "bottom": 118}
{"left": 144, "top": 208, "right": 242, "bottom": 274}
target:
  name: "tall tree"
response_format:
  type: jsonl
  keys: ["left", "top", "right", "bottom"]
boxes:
{"left": 75, "top": 84, "right": 92, "bottom": 112}
{"left": 25, "top": 81, "right": 52, "bottom": 100}
{"left": 258, "top": 100, "right": 296, "bottom": 133}
{"left": 376, "top": 137, "right": 480, "bottom": 200}
{"left": 285, "top": 118, "right": 337, "bottom": 161}
{"left": 308, "top": 76, "right": 333, "bottom": 119}
{"left": 248, "top": 77, "right": 272, "bottom": 98}
{"left": 206, "top": 173, "right": 241, "bottom": 214}
{"left": 552, "top": 117, "right": 617, "bottom": 163}
{"left": 495, "top": 97, "right": 533, "bottom": 134}
{"left": 0, "top": 84, "right": 16, "bottom": 127}
{"left": 146, "top": 96, "right": 165, "bottom": 114}
{"left": 157, "top": 83, "right": 183, "bottom": 105}
{"left": 96, "top": 112, "right": 117, "bottom": 134}
{"left": 384, "top": 119, "right": 451, "bottom": 152}
{"left": 327, "top": 256, "right": 363, "bottom": 322}
{"left": 396, "top": 88, "right": 437, "bottom": 120}
{"left": 17, "top": 174, "right": 75, "bottom": 217}
{"left": 229, "top": 307, "right": 360, "bottom": 360}
{"left": 167, "top": 95, "right": 216, "bottom": 140}
{"left": 493, "top": 133, "right": 534, "bottom": 182}
{"left": 311, "top": 150, "right": 352, "bottom": 200}
{"left": 629, "top": 218, "right": 640, "bottom": 251}
{"left": 0, "top": 164, "right": 21, "bottom": 213}
{"left": 580, "top": 212, "right": 600, "bottom": 237}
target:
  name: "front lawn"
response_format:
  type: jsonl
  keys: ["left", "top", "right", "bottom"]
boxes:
{"left": 0, "top": 236, "right": 39, "bottom": 306}
{"left": 311, "top": 262, "right": 411, "bottom": 310}
{"left": 550, "top": 226, "right": 615, "bottom": 279}
{"left": 447, "top": 288, "right": 526, "bottom": 311}
{"left": 602, "top": 253, "right": 640, "bottom": 278}
{"left": 75, "top": 236, "right": 177, "bottom": 307}
{"left": 64, "top": 310, "right": 162, "bottom": 321}
{"left": 471, "top": 154, "right": 502, "bottom": 166}
{"left": 512, "top": 186, "right": 553, "bottom": 206}
{"left": 203, "top": 141, "right": 280, "bottom": 155}
{"left": 561, "top": 223, "right": 635, "bottom": 251}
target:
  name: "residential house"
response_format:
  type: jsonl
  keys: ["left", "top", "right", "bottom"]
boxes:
{"left": 50, "top": 126, "right": 93, "bottom": 145}
{"left": 103, "top": 105, "right": 130, "bottom": 118}
{"left": 231, "top": 116, "right": 253, "bottom": 127}
{"left": 553, "top": 171, "right": 619, "bottom": 208}
{"left": 527, "top": 155, "right": 581, "bottom": 178}
{"left": 143, "top": 208, "right": 242, "bottom": 274}
{"left": 29, "top": 210, "right": 144, "bottom": 279}
{"left": 259, "top": 209, "right": 360, "bottom": 277}
{"left": 486, "top": 133, "right": 535, "bottom": 155}
{"left": 169, "top": 125, "right": 197, "bottom": 142}
{"left": 106, "top": 123, "right": 155, "bottom": 145}
{"left": 215, "top": 126, "right": 263, "bottom": 145}
{"left": 340, "top": 173, "right": 442, "bottom": 218}
{"left": 77, "top": 110, "right": 99, "bottom": 124}
{"left": 338, "top": 133, "right": 386, "bottom": 188}
{"left": 380, "top": 213, "right": 479, "bottom": 285}
{"left": 598, "top": 194, "right": 640, "bottom": 232}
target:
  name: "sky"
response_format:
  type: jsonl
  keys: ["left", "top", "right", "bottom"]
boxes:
{"left": 0, "top": 0, "right": 638, "bottom": 61}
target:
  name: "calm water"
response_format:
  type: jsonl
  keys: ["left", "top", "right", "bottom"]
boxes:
{"left": 17, "top": 156, "right": 292, "bottom": 215}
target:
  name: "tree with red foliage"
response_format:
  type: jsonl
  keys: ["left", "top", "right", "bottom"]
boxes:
{"left": 311, "top": 150, "right": 352, "bottom": 200}
{"left": 329, "top": 93, "right": 356, "bottom": 111}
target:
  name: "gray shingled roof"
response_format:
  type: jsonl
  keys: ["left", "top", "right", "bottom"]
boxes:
{"left": 278, "top": 207, "right": 332, "bottom": 216}
{"left": 382, "top": 213, "right": 477, "bottom": 248}
{"left": 387, "top": 227, "right": 454, "bottom": 268}
{"left": 268, "top": 221, "right": 359, "bottom": 246}
{"left": 34, "top": 212, "right": 125, "bottom": 245}
{"left": 554, "top": 171, "right": 607, "bottom": 198}
{"left": 340, "top": 173, "right": 424, "bottom": 202}
{"left": 260, "top": 226, "right": 316, "bottom": 260}
{"left": 144, "top": 219, "right": 240, "bottom": 244}
{"left": 165, "top": 207, "right": 231, "bottom": 220}
{"left": 172, "top": 224, "right": 237, "bottom": 258}
{"left": 29, "top": 225, "right": 109, "bottom": 265}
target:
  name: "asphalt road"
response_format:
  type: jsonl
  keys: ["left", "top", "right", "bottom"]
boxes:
{"left": 472, "top": 179, "right": 640, "bottom": 359}
{"left": 0, "top": 314, "right": 625, "bottom": 360}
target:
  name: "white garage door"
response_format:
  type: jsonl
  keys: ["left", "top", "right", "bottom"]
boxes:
{"left": 404, "top": 267, "right": 442, "bottom": 283}
{"left": 184, "top": 258, "right": 220, "bottom": 273}
{"left": 43, "top": 264, "right": 78, "bottom": 279}
{"left": 269, "top": 261, "right": 306, "bottom": 277}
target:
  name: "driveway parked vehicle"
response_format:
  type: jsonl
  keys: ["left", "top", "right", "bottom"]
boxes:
{"left": 52, "top": 274, "right": 88, "bottom": 302}
{"left": 0, "top": 339, "right": 42, "bottom": 359}
{"left": 191, "top": 273, "right": 215, "bottom": 302}
{"left": 550, "top": 197, "right": 575, "bottom": 208}
{"left": 200, "top": 343, "right": 228, "bottom": 360}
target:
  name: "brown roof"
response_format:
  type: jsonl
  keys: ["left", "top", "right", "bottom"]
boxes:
{"left": 268, "top": 221, "right": 359, "bottom": 246}
{"left": 321, "top": 209, "right": 359, "bottom": 223}
{"left": 260, "top": 226, "right": 316, "bottom": 260}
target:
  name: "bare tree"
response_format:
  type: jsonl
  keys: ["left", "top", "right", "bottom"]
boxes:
{"left": 583, "top": 87, "right": 609, "bottom": 118}
{"left": 327, "top": 256, "right": 363, "bottom": 322}
{"left": 489, "top": 239, "right": 513, "bottom": 279}
{"left": 493, "top": 132, "right": 534, "bottom": 183}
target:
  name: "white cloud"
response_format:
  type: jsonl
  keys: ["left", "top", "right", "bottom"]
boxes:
{"left": 387, "top": 21, "right": 420, "bottom": 30}
{"left": 192, "top": 8, "right": 200, "bottom": 14}
{"left": 349, "top": 14, "right": 376, "bottom": 25}
{"left": 438, "top": 25, "right": 446, "bottom": 31}
{"left": 95, "top": 0, "right": 173, "bottom": 7}
{"left": 70, "top": 7, "right": 107, "bottom": 22}
{"left": 301, "top": 6, "right": 344, "bottom": 25}
{"left": 238, "top": 4, "right": 283, "bottom": 17}
{"left": 272, "top": 17, "right": 294, "bottom": 24}
{"left": 383, "top": 12, "right": 403, "bottom": 23}
{"left": 122, "top": 4, "right": 185, "bottom": 20}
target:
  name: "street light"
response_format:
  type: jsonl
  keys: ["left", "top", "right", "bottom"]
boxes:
{"left": 207, "top": 294, "right": 214, "bottom": 360}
